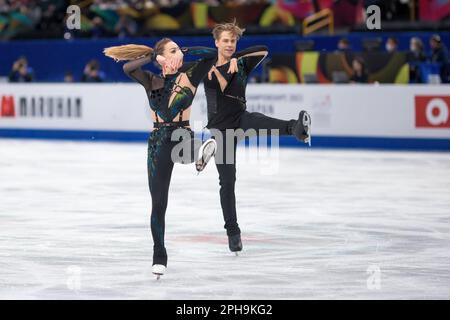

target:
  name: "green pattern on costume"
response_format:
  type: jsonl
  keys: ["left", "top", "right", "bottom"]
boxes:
{"left": 147, "top": 126, "right": 170, "bottom": 188}
{"left": 236, "top": 59, "right": 248, "bottom": 87}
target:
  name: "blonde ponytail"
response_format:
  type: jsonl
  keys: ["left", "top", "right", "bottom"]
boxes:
{"left": 103, "top": 44, "right": 154, "bottom": 61}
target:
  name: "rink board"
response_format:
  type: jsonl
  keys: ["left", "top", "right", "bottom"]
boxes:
{"left": 0, "top": 83, "right": 449, "bottom": 150}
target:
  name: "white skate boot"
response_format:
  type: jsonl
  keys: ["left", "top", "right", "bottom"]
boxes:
{"left": 152, "top": 264, "right": 166, "bottom": 280}
{"left": 196, "top": 138, "right": 217, "bottom": 173}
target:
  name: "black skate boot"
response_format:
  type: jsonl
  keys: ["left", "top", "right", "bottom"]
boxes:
{"left": 291, "top": 110, "right": 311, "bottom": 146}
{"left": 228, "top": 234, "right": 243, "bottom": 254}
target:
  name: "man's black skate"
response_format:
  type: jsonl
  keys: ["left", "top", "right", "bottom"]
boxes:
{"left": 228, "top": 234, "right": 243, "bottom": 254}
{"left": 292, "top": 110, "right": 311, "bottom": 146}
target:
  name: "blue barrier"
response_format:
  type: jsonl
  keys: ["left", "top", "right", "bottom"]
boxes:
{"left": 419, "top": 63, "right": 442, "bottom": 83}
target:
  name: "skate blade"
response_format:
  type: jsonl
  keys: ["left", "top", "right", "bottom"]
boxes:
{"left": 305, "top": 135, "right": 311, "bottom": 147}
{"left": 153, "top": 273, "right": 163, "bottom": 280}
{"left": 302, "top": 112, "right": 312, "bottom": 147}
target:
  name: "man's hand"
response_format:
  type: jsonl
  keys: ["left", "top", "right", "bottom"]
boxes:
{"left": 227, "top": 58, "right": 238, "bottom": 74}
{"left": 208, "top": 65, "right": 218, "bottom": 80}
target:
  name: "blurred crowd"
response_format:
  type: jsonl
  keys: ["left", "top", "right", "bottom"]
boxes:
{"left": 0, "top": 0, "right": 418, "bottom": 40}
{"left": 9, "top": 57, "right": 106, "bottom": 83}
{"left": 0, "top": 0, "right": 66, "bottom": 39}
{"left": 338, "top": 34, "right": 449, "bottom": 84}
{"left": 3, "top": 0, "right": 449, "bottom": 84}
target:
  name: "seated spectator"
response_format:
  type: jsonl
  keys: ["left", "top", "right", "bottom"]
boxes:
{"left": 332, "top": 0, "right": 364, "bottom": 28}
{"left": 350, "top": 56, "right": 368, "bottom": 83}
{"left": 91, "top": 16, "right": 107, "bottom": 39}
{"left": 408, "top": 37, "right": 426, "bottom": 83}
{"left": 81, "top": 59, "right": 105, "bottom": 82}
{"left": 337, "top": 38, "right": 351, "bottom": 52}
{"left": 36, "top": 2, "right": 65, "bottom": 32}
{"left": 114, "top": 13, "right": 137, "bottom": 39}
{"left": 9, "top": 56, "right": 34, "bottom": 82}
{"left": 430, "top": 34, "right": 449, "bottom": 83}
{"left": 385, "top": 37, "right": 398, "bottom": 53}
{"left": 259, "top": 1, "right": 296, "bottom": 28}
{"left": 64, "top": 71, "right": 74, "bottom": 83}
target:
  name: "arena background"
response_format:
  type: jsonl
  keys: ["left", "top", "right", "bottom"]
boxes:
{"left": 1, "top": 0, "right": 450, "bottom": 150}
{"left": 1, "top": 0, "right": 450, "bottom": 300}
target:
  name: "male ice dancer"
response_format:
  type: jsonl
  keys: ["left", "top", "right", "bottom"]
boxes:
{"left": 203, "top": 21, "right": 311, "bottom": 253}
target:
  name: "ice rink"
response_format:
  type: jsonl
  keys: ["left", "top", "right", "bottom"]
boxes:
{"left": 1, "top": 138, "right": 449, "bottom": 299}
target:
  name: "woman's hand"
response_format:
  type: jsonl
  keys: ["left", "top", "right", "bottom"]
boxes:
{"left": 171, "top": 50, "right": 184, "bottom": 70}
{"left": 167, "top": 57, "right": 182, "bottom": 72}
{"left": 157, "top": 53, "right": 183, "bottom": 76}
{"left": 156, "top": 55, "right": 169, "bottom": 76}
{"left": 156, "top": 54, "right": 166, "bottom": 66}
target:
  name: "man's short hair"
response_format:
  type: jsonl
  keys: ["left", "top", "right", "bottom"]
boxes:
{"left": 212, "top": 19, "right": 245, "bottom": 41}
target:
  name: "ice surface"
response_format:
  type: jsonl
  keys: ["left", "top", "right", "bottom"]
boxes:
{"left": 0, "top": 139, "right": 449, "bottom": 299}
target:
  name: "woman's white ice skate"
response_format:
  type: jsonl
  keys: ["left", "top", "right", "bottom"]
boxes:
{"left": 196, "top": 138, "right": 217, "bottom": 174}
{"left": 152, "top": 264, "right": 166, "bottom": 280}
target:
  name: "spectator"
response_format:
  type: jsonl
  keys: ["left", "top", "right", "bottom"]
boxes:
{"left": 408, "top": 37, "right": 426, "bottom": 83}
{"left": 259, "top": 1, "right": 296, "bottom": 27}
{"left": 64, "top": 71, "right": 74, "bottom": 83}
{"left": 337, "top": 38, "right": 351, "bottom": 52}
{"left": 430, "top": 34, "right": 449, "bottom": 83}
{"left": 9, "top": 56, "right": 34, "bottom": 82}
{"left": 385, "top": 37, "right": 398, "bottom": 53}
{"left": 350, "top": 57, "right": 368, "bottom": 83}
{"left": 36, "top": 2, "right": 65, "bottom": 33}
{"left": 332, "top": 0, "right": 363, "bottom": 28}
{"left": 91, "top": 16, "right": 106, "bottom": 39}
{"left": 114, "top": 13, "right": 137, "bottom": 38}
{"left": 81, "top": 59, "right": 105, "bottom": 82}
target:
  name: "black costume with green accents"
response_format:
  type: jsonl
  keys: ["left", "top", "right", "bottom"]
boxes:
{"left": 203, "top": 45, "right": 297, "bottom": 238}
{"left": 124, "top": 46, "right": 217, "bottom": 266}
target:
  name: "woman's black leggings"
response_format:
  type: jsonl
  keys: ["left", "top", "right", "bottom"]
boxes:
{"left": 147, "top": 126, "right": 201, "bottom": 266}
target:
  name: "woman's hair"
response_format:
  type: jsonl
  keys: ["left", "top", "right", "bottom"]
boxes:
{"left": 212, "top": 19, "right": 245, "bottom": 41}
{"left": 154, "top": 38, "right": 173, "bottom": 56}
{"left": 103, "top": 38, "right": 173, "bottom": 61}
{"left": 103, "top": 44, "right": 153, "bottom": 61}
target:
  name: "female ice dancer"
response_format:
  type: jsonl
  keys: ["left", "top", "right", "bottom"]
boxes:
{"left": 104, "top": 39, "right": 217, "bottom": 278}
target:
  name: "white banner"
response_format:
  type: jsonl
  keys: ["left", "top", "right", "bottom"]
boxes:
{"left": 1, "top": 83, "right": 450, "bottom": 140}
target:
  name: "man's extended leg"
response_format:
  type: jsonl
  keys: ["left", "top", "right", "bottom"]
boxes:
{"left": 239, "top": 111, "right": 310, "bottom": 143}
{"left": 239, "top": 111, "right": 292, "bottom": 135}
